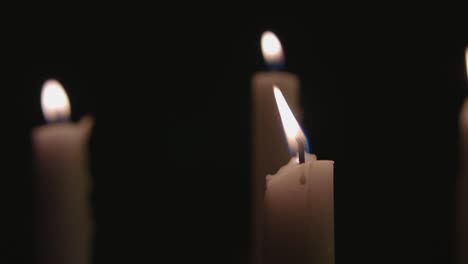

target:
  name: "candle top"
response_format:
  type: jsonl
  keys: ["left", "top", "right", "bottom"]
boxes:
{"left": 266, "top": 153, "right": 317, "bottom": 184}
{"left": 33, "top": 115, "right": 94, "bottom": 139}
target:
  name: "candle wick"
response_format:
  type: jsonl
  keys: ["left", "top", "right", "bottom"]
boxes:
{"left": 296, "top": 138, "right": 305, "bottom": 164}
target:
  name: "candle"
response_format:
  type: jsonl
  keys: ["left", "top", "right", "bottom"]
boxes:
{"left": 32, "top": 79, "right": 94, "bottom": 264}
{"left": 458, "top": 47, "right": 468, "bottom": 264}
{"left": 264, "top": 87, "right": 334, "bottom": 264}
{"left": 252, "top": 31, "right": 302, "bottom": 264}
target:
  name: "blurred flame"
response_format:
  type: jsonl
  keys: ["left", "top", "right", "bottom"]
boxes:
{"left": 261, "top": 31, "right": 284, "bottom": 65}
{"left": 273, "top": 86, "right": 307, "bottom": 155}
{"left": 41, "top": 79, "right": 71, "bottom": 123}
{"left": 465, "top": 47, "right": 468, "bottom": 80}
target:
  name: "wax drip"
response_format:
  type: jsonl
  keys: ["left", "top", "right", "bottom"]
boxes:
{"left": 300, "top": 173, "right": 306, "bottom": 185}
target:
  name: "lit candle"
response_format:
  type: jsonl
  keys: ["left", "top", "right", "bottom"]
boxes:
{"left": 252, "top": 31, "right": 302, "bottom": 264}
{"left": 32, "top": 79, "right": 94, "bottom": 264}
{"left": 458, "top": 47, "right": 468, "bottom": 264}
{"left": 252, "top": 30, "right": 302, "bottom": 180}
{"left": 264, "top": 87, "right": 334, "bottom": 264}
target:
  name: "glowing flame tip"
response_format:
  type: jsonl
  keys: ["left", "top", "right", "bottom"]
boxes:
{"left": 273, "top": 86, "right": 308, "bottom": 156}
{"left": 41, "top": 79, "right": 71, "bottom": 123}
{"left": 261, "top": 31, "right": 284, "bottom": 65}
{"left": 465, "top": 47, "right": 468, "bottom": 80}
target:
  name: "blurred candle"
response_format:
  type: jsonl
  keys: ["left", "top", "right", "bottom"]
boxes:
{"left": 33, "top": 79, "right": 94, "bottom": 264}
{"left": 264, "top": 87, "right": 334, "bottom": 264}
{"left": 458, "top": 47, "right": 468, "bottom": 264}
{"left": 252, "top": 31, "right": 301, "bottom": 264}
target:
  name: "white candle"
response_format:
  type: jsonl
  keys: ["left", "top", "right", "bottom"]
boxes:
{"left": 252, "top": 31, "right": 301, "bottom": 264}
{"left": 264, "top": 87, "right": 334, "bottom": 264}
{"left": 458, "top": 47, "right": 468, "bottom": 264}
{"left": 33, "top": 79, "right": 94, "bottom": 264}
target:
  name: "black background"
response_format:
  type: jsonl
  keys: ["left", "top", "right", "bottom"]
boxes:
{"left": 3, "top": 14, "right": 468, "bottom": 264}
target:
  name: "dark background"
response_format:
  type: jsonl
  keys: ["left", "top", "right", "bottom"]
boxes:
{"left": 2, "top": 14, "right": 468, "bottom": 264}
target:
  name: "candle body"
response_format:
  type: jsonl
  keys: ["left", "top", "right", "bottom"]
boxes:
{"left": 33, "top": 117, "right": 94, "bottom": 264}
{"left": 252, "top": 72, "right": 301, "bottom": 264}
{"left": 459, "top": 99, "right": 468, "bottom": 264}
{"left": 264, "top": 156, "right": 334, "bottom": 264}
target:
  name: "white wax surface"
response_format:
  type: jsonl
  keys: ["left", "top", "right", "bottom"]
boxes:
{"left": 33, "top": 116, "right": 93, "bottom": 264}
{"left": 264, "top": 154, "right": 334, "bottom": 264}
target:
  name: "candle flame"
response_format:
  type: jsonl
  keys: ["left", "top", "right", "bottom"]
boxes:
{"left": 41, "top": 79, "right": 71, "bottom": 123}
{"left": 261, "top": 31, "right": 284, "bottom": 66}
{"left": 465, "top": 47, "right": 468, "bottom": 80}
{"left": 273, "top": 86, "right": 308, "bottom": 156}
